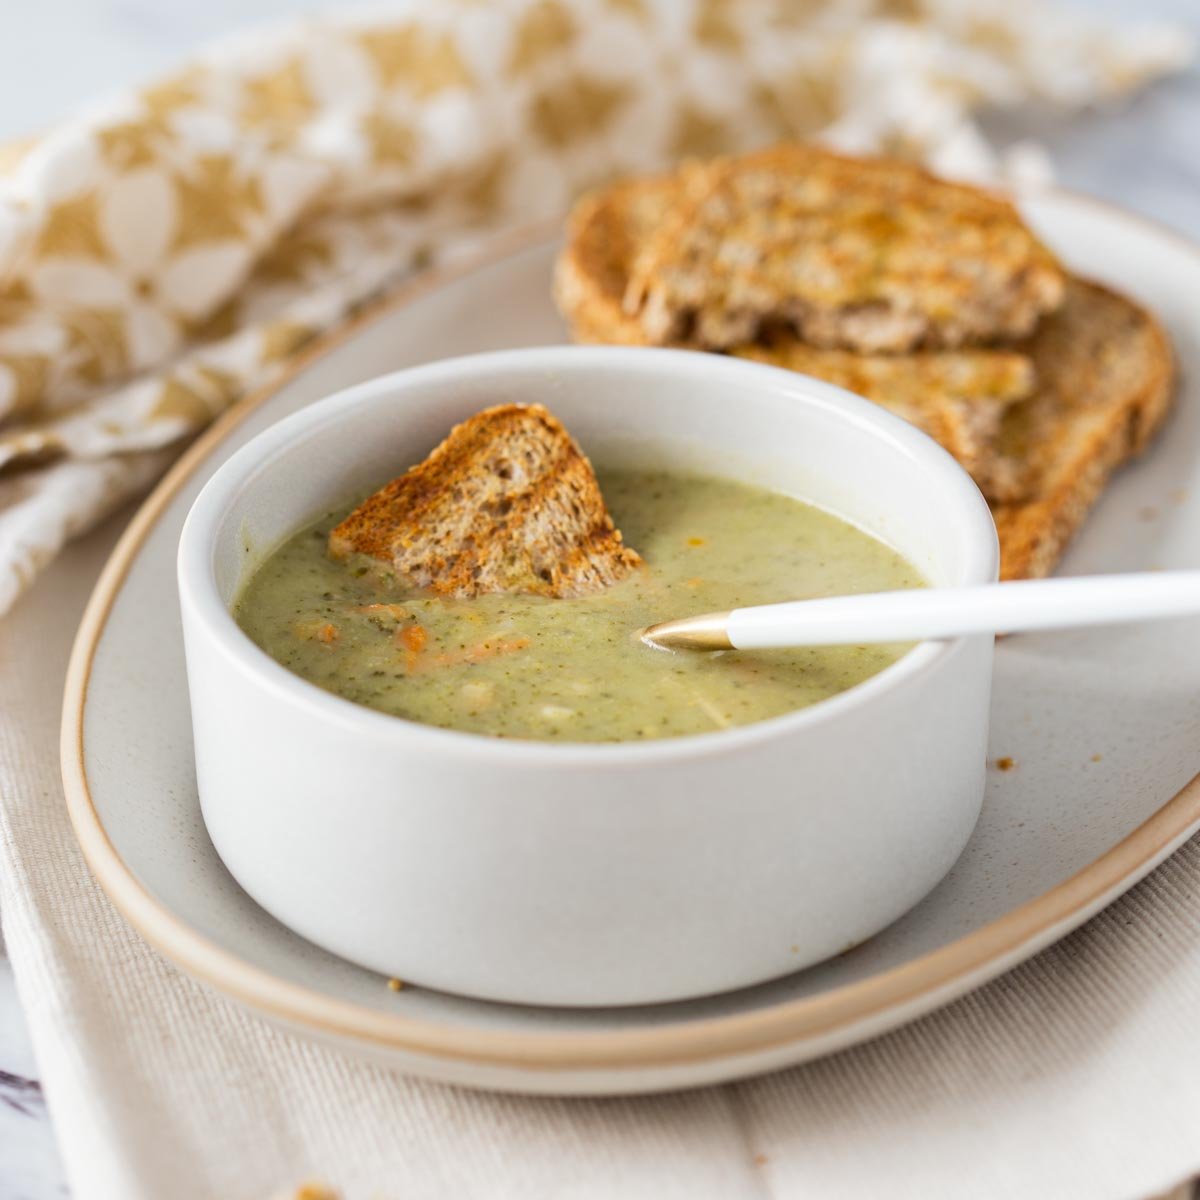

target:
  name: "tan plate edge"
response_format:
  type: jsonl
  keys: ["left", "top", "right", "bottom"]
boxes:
{"left": 61, "top": 197, "right": 1200, "bottom": 1076}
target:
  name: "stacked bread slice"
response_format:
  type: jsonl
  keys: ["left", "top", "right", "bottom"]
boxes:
{"left": 554, "top": 148, "right": 1174, "bottom": 579}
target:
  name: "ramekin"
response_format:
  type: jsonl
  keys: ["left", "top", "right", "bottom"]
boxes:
{"left": 178, "top": 347, "right": 998, "bottom": 1006}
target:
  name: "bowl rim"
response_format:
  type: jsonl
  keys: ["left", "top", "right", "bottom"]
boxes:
{"left": 177, "top": 344, "right": 999, "bottom": 763}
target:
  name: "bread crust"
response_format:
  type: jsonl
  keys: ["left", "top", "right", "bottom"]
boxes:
{"left": 553, "top": 175, "right": 676, "bottom": 347}
{"left": 990, "top": 280, "right": 1176, "bottom": 579}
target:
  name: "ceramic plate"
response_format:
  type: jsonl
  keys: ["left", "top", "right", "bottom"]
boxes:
{"left": 63, "top": 194, "right": 1200, "bottom": 1095}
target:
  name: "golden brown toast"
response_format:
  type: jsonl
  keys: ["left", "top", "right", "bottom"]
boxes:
{"left": 623, "top": 144, "right": 1066, "bottom": 353}
{"left": 555, "top": 173, "right": 1039, "bottom": 503}
{"left": 329, "top": 404, "right": 642, "bottom": 598}
{"left": 991, "top": 280, "right": 1175, "bottom": 580}
{"left": 554, "top": 174, "right": 679, "bottom": 347}
{"left": 733, "top": 338, "right": 1034, "bottom": 502}
{"left": 554, "top": 167, "right": 1176, "bottom": 580}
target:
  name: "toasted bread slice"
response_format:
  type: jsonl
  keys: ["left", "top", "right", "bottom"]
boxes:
{"left": 329, "top": 404, "right": 642, "bottom": 599}
{"left": 623, "top": 144, "right": 1065, "bottom": 352}
{"left": 555, "top": 173, "right": 1037, "bottom": 502}
{"left": 554, "top": 175, "right": 677, "bottom": 348}
{"left": 733, "top": 338, "right": 1035, "bottom": 501}
{"left": 991, "top": 279, "right": 1175, "bottom": 579}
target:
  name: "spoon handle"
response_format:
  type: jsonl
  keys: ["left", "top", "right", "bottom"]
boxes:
{"left": 642, "top": 572, "right": 1200, "bottom": 651}
{"left": 726, "top": 572, "right": 1200, "bottom": 649}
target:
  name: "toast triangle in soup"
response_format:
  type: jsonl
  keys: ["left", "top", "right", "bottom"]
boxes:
{"left": 328, "top": 403, "right": 643, "bottom": 599}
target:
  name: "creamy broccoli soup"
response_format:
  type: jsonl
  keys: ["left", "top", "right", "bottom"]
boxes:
{"left": 234, "top": 470, "right": 922, "bottom": 742}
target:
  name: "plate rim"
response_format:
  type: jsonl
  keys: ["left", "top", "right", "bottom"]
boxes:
{"left": 61, "top": 193, "right": 1200, "bottom": 1075}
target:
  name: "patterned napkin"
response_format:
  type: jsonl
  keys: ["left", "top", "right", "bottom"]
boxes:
{"left": 0, "top": 0, "right": 1191, "bottom": 614}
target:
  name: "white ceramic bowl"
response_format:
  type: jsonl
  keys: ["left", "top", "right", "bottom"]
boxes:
{"left": 178, "top": 347, "right": 998, "bottom": 1007}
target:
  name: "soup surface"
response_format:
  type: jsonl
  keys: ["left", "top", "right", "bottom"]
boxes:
{"left": 235, "top": 469, "right": 923, "bottom": 742}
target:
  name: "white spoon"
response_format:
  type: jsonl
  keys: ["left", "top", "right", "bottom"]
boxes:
{"left": 639, "top": 571, "right": 1200, "bottom": 651}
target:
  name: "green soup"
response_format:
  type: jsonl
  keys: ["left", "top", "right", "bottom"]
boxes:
{"left": 234, "top": 469, "right": 923, "bottom": 742}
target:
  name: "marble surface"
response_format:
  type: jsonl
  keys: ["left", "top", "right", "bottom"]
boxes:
{"left": 0, "top": 942, "right": 66, "bottom": 1200}
{"left": 0, "top": 1, "right": 1196, "bottom": 1197}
